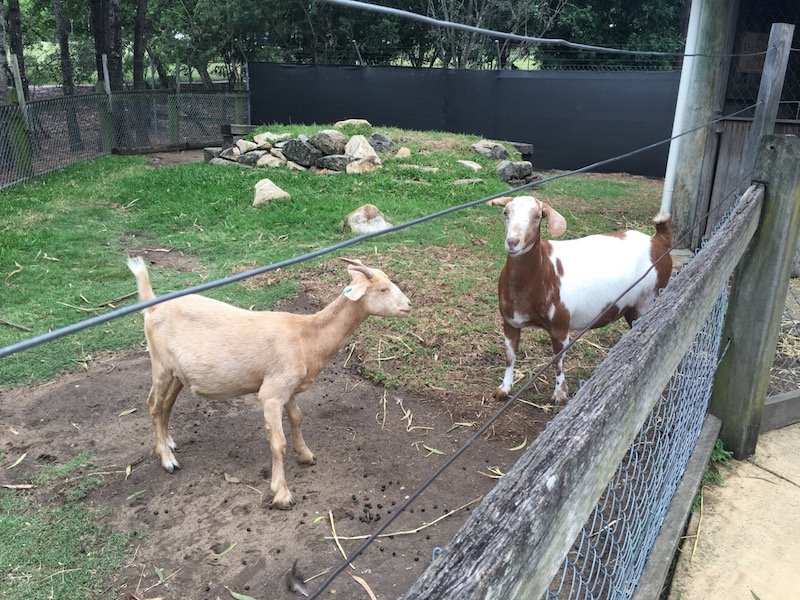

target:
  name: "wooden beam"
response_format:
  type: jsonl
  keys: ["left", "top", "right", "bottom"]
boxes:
{"left": 761, "top": 390, "right": 800, "bottom": 432}
{"left": 405, "top": 185, "right": 763, "bottom": 599}
{"left": 738, "top": 23, "right": 794, "bottom": 193}
{"left": 710, "top": 135, "right": 800, "bottom": 458}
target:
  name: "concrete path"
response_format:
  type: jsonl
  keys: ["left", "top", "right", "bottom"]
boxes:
{"left": 669, "top": 422, "right": 800, "bottom": 599}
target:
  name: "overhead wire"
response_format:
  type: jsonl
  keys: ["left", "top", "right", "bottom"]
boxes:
{"left": 320, "top": 0, "right": 770, "bottom": 60}
{"left": 305, "top": 155, "right": 762, "bottom": 600}
{"left": 0, "top": 103, "right": 761, "bottom": 360}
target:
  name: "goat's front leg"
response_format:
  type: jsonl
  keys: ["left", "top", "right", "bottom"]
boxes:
{"left": 260, "top": 387, "right": 294, "bottom": 509}
{"left": 494, "top": 321, "right": 521, "bottom": 400}
{"left": 285, "top": 396, "right": 315, "bottom": 465}
{"left": 550, "top": 331, "right": 570, "bottom": 405}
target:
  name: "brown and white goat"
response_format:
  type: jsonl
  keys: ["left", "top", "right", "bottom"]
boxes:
{"left": 127, "top": 257, "right": 411, "bottom": 509}
{"left": 491, "top": 195, "right": 672, "bottom": 405}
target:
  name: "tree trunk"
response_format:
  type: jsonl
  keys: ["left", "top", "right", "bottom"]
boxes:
{"left": 89, "top": 0, "right": 105, "bottom": 85}
{"left": 53, "top": 0, "right": 75, "bottom": 96}
{"left": 146, "top": 43, "right": 171, "bottom": 89}
{"left": 0, "top": 0, "right": 9, "bottom": 102}
{"left": 132, "top": 0, "right": 148, "bottom": 90}
{"left": 197, "top": 64, "right": 214, "bottom": 89}
{"left": 106, "top": 0, "right": 124, "bottom": 90}
{"left": 7, "top": 0, "right": 29, "bottom": 100}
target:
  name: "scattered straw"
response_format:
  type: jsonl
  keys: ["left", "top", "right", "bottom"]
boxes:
{"left": 350, "top": 574, "right": 378, "bottom": 600}
{"left": 329, "top": 510, "right": 356, "bottom": 570}
{"left": 326, "top": 496, "right": 482, "bottom": 541}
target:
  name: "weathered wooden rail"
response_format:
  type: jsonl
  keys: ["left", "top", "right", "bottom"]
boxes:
{"left": 404, "top": 134, "right": 800, "bottom": 599}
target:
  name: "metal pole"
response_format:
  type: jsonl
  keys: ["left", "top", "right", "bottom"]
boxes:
{"left": 9, "top": 54, "right": 28, "bottom": 128}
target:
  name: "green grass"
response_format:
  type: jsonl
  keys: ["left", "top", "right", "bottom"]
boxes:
{"left": 0, "top": 453, "right": 132, "bottom": 600}
{"left": 1, "top": 124, "right": 663, "bottom": 389}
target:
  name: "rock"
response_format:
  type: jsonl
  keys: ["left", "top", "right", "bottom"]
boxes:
{"left": 257, "top": 154, "right": 285, "bottom": 168}
{"left": 219, "top": 146, "right": 241, "bottom": 161}
{"left": 236, "top": 139, "right": 258, "bottom": 154}
{"left": 309, "top": 130, "right": 348, "bottom": 155}
{"left": 457, "top": 159, "right": 483, "bottom": 171}
{"left": 316, "top": 155, "right": 352, "bottom": 172}
{"left": 203, "top": 147, "right": 223, "bottom": 162}
{"left": 394, "top": 147, "right": 412, "bottom": 158}
{"left": 270, "top": 148, "right": 287, "bottom": 161}
{"left": 310, "top": 166, "right": 340, "bottom": 175}
{"left": 253, "top": 179, "right": 291, "bottom": 206}
{"left": 281, "top": 138, "right": 323, "bottom": 168}
{"left": 496, "top": 160, "right": 534, "bottom": 182}
{"left": 255, "top": 132, "right": 291, "bottom": 145}
{"left": 238, "top": 150, "right": 268, "bottom": 167}
{"left": 334, "top": 118, "right": 372, "bottom": 128}
{"left": 368, "top": 133, "right": 394, "bottom": 153}
{"left": 343, "top": 204, "right": 392, "bottom": 233}
{"left": 452, "top": 178, "right": 485, "bottom": 185}
{"left": 398, "top": 164, "right": 439, "bottom": 173}
{"left": 345, "top": 135, "right": 379, "bottom": 161}
{"left": 209, "top": 157, "right": 239, "bottom": 167}
{"left": 286, "top": 161, "right": 307, "bottom": 171}
{"left": 346, "top": 155, "right": 382, "bottom": 174}
{"left": 471, "top": 140, "right": 509, "bottom": 160}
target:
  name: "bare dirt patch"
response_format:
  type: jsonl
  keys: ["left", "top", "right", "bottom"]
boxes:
{"left": 0, "top": 289, "right": 542, "bottom": 600}
{"left": 120, "top": 231, "right": 203, "bottom": 273}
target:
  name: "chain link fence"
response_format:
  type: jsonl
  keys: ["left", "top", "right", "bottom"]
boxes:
{"left": 0, "top": 89, "right": 248, "bottom": 189}
{"left": 771, "top": 281, "right": 800, "bottom": 396}
{"left": 545, "top": 281, "right": 728, "bottom": 599}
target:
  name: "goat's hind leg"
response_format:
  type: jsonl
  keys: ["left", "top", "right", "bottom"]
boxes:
{"left": 550, "top": 332, "right": 570, "bottom": 405}
{"left": 260, "top": 384, "right": 294, "bottom": 509}
{"left": 147, "top": 370, "right": 183, "bottom": 472}
{"left": 286, "top": 396, "right": 315, "bottom": 465}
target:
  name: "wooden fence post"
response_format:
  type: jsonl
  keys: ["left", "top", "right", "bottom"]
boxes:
{"left": 710, "top": 134, "right": 800, "bottom": 458}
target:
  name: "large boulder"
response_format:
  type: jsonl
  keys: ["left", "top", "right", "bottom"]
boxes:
{"left": 219, "top": 146, "right": 241, "bottom": 161}
{"left": 334, "top": 118, "right": 372, "bottom": 128}
{"left": 346, "top": 155, "right": 382, "bottom": 174}
{"left": 316, "top": 154, "right": 352, "bottom": 172}
{"left": 281, "top": 137, "right": 323, "bottom": 168}
{"left": 257, "top": 154, "right": 285, "bottom": 168}
{"left": 310, "top": 130, "right": 348, "bottom": 155}
{"left": 236, "top": 139, "right": 258, "bottom": 154}
{"left": 345, "top": 135, "right": 379, "bottom": 161}
{"left": 471, "top": 140, "right": 509, "bottom": 160}
{"left": 343, "top": 204, "right": 392, "bottom": 233}
{"left": 496, "top": 160, "right": 534, "bottom": 182}
{"left": 253, "top": 179, "right": 291, "bottom": 206}
{"left": 368, "top": 133, "right": 395, "bottom": 153}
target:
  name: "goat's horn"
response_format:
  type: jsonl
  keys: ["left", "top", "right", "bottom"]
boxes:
{"left": 340, "top": 258, "right": 374, "bottom": 279}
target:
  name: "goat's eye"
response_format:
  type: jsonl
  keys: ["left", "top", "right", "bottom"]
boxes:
{"left": 381, "top": 287, "right": 390, "bottom": 293}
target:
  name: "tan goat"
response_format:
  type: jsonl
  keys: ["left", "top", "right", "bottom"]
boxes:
{"left": 127, "top": 256, "right": 411, "bottom": 509}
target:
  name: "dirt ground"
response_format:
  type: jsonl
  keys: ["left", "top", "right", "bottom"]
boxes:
{"left": 0, "top": 287, "right": 542, "bottom": 600}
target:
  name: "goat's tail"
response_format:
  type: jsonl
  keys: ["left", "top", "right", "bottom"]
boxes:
{"left": 126, "top": 256, "right": 157, "bottom": 313}
{"left": 653, "top": 212, "right": 673, "bottom": 247}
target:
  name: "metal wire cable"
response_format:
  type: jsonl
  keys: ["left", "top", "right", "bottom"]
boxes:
{"left": 0, "top": 102, "right": 761, "bottom": 361}
{"left": 321, "top": 0, "right": 769, "bottom": 60}
{"left": 304, "top": 132, "right": 761, "bottom": 599}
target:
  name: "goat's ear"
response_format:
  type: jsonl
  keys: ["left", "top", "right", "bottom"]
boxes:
{"left": 543, "top": 203, "right": 567, "bottom": 238}
{"left": 486, "top": 196, "right": 514, "bottom": 207}
{"left": 342, "top": 280, "right": 368, "bottom": 301}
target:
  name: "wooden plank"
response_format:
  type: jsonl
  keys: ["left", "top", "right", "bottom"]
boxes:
{"left": 632, "top": 415, "right": 722, "bottom": 600}
{"left": 711, "top": 135, "right": 800, "bottom": 457}
{"left": 761, "top": 390, "right": 800, "bottom": 432}
{"left": 404, "top": 185, "right": 763, "bottom": 600}
{"left": 738, "top": 23, "right": 794, "bottom": 196}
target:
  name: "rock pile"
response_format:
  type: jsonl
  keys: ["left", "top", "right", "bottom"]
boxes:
{"left": 205, "top": 128, "right": 400, "bottom": 175}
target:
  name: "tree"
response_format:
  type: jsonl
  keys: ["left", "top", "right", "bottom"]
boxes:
{"left": 536, "top": 0, "right": 686, "bottom": 69}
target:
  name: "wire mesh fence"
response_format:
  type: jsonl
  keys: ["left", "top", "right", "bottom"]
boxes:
{"left": 0, "top": 89, "right": 248, "bottom": 189}
{"left": 546, "top": 282, "right": 728, "bottom": 600}
{"left": 770, "top": 280, "right": 800, "bottom": 396}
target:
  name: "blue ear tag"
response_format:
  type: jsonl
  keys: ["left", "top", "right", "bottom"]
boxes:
{"left": 343, "top": 286, "right": 353, "bottom": 296}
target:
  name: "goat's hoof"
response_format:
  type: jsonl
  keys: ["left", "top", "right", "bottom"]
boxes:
{"left": 493, "top": 387, "right": 509, "bottom": 401}
{"left": 270, "top": 492, "right": 295, "bottom": 510}
{"left": 167, "top": 436, "right": 177, "bottom": 450}
{"left": 552, "top": 392, "right": 569, "bottom": 406}
{"left": 162, "top": 458, "right": 181, "bottom": 472}
{"left": 298, "top": 454, "right": 316, "bottom": 466}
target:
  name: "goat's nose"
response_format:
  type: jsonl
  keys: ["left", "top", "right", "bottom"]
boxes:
{"left": 506, "top": 237, "right": 519, "bottom": 251}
